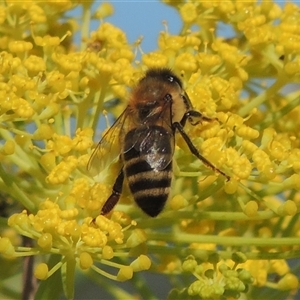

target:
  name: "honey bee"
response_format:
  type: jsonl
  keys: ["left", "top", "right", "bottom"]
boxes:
{"left": 88, "top": 68, "right": 229, "bottom": 217}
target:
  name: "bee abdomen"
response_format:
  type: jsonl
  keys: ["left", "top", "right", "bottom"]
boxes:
{"left": 123, "top": 126, "right": 173, "bottom": 217}
{"left": 124, "top": 154, "right": 172, "bottom": 217}
{"left": 127, "top": 168, "right": 172, "bottom": 217}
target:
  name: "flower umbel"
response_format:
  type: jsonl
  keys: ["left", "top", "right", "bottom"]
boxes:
{"left": 0, "top": 1, "right": 300, "bottom": 300}
{"left": 6, "top": 202, "right": 149, "bottom": 280}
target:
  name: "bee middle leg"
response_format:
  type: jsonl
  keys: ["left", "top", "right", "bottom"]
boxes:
{"left": 101, "top": 168, "right": 124, "bottom": 215}
{"left": 173, "top": 121, "right": 230, "bottom": 181}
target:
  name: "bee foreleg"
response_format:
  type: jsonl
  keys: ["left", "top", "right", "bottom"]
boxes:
{"left": 101, "top": 168, "right": 125, "bottom": 215}
{"left": 173, "top": 122, "right": 230, "bottom": 181}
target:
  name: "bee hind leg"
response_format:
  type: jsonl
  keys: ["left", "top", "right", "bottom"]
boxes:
{"left": 101, "top": 168, "right": 124, "bottom": 215}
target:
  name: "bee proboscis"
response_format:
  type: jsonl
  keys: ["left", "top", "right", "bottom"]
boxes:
{"left": 88, "top": 68, "right": 229, "bottom": 217}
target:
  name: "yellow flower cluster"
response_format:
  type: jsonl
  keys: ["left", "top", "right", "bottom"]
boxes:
{"left": 2, "top": 201, "right": 150, "bottom": 286}
{"left": 0, "top": 1, "right": 151, "bottom": 299}
{"left": 0, "top": 0, "right": 299, "bottom": 299}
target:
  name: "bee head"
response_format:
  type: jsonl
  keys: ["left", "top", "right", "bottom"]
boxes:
{"left": 143, "top": 68, "right": 183, "bottom": 88}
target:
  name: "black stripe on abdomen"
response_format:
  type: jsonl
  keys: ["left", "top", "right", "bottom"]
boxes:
{"left": 125, "top": 158, "right": 153, "bottom": 177}
{"left": 129, "top": 174, "right": 171, "bottom": 194}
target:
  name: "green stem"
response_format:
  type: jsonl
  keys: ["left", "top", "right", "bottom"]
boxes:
{"left": 147, "top": 244, "right": 300, "bottom": 261}
{"left": 256, "top": 92, "right": 300, "bottom": 130}
{"left": 137, "top": 210, "right": 276, "bottom": 230}
{"left": 90, "top": 264, "right": 117, "bottom": 281}
{"left": 238, "top": 75, "right": 287, "bottom": 117}
{"left": 0, "top": 128, "right": 45, "bottom": 180}
{"left": 0, "top": 165, "right": 36, "bottom": 212}
{"left": 53, "top": 108, "right": 64, "bottom": 136}
{"left": 91, "top": 81, "right": 109, "bottom": 133}
{"left": 80, "top": 2, "right": 92, "bottom": 51}
{"left": 100, "top": 258, "right": 128, "bottom": 269}
{"left": 281, "top": 213, "right": 300, "bottom": 237}
{"left": 146, "top": 232, "right": 300, "bottom": 248}
{"left": 62, "top": 258, "right": 75, "bottom": 300}
{"left": 76, "top": 93, "right": 94, "bottom": 130}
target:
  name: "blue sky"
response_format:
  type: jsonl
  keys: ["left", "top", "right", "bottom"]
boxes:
{"left": 103, "top": 1, "right": 181, "bottom": 52}
{"left": 67, "top": 1, "right": 293, "bottom": 53}
{"left": 85, "top": 0, "right": 289, "bottom": 53}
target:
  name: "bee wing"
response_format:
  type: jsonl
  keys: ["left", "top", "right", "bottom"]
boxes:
{"left": 87, "top": 107, "right": 130, "bottom": 176}
{"left": 134, "top": 105, "right": 175, "bottom": 171}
